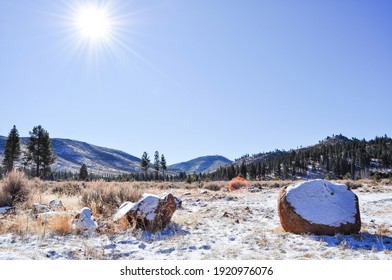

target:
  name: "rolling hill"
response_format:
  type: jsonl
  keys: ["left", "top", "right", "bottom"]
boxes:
{"left": 0, "top": 137, "right": 232, "bottom": 176}
{"left": 167, "top": 155, "right": 232, "bottom": 174}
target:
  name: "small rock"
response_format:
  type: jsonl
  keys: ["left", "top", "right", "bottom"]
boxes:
{"left": 222, "top": 212, "right": 230, "bottom": 217}
{"left": 33, "top": 203, "right": 50, "bottom": 214}
{"left": 199, "top": 245, "right": 211, "bottom": 250}
{"left": 73, "top": 207, "right": 98, "bottom": 232}
{"left": 49, "top": 199, "right": 66, "bottom": 211}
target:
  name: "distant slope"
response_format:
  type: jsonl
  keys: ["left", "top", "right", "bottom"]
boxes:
{"left": 168, "top": 155, "right": 232, "bottom": 174}
{"left": 50, "top": 139, "right": 141, "bottom": 174}
{"left": 223, "top": 134, "right": 392, "bottom": 180}
{"left": 0, "top": 137, "right": 141, "bottom": 175}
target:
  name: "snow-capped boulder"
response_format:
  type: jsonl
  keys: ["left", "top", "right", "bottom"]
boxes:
{"left": 49, "top": 199, "right": 66, "bottom": 211}
{"left": 113, "top": 193, "right": 177, "bottom": 232}
{"left": 73, "top": 207, "right": 98, "bottom": 232}
{"left": 33, "top": 203, "right": 50, "bottom": 214}
{"left": 278, "top": 180, "right": 361, "bottom": 235}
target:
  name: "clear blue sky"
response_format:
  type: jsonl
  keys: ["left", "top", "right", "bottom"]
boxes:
{"left": 0, "top": 0, "right": 391, "bottom": 164}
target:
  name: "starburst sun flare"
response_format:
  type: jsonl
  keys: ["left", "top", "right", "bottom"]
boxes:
{"left": 74, "top": 5, "right": 112, "bottom": 42}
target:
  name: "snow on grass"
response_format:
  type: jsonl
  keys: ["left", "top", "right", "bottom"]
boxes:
{"left": 286, "top": 180, "right": 357, "bottom": 226}
{"left": 0, "top": 185, "right": 391, "bottom": 260}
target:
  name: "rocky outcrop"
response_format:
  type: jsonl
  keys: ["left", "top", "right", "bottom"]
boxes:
{"left": 113, "top": 193, "right": 177, "bottom": 232}
{"left": 278, "top": 180, "right": 361, "bottom": 235}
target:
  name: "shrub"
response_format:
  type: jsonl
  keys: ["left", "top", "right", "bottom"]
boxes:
{"left": 346, "top": 181, "right": 363, "bottom": 190}
{"left": 228, "top": 177, "right": 249, "bottom": 192}
{"left": 1, "top": 170, "right": 29, "bottom": 206}
{"left": 52, "top": 181, "right": 82, "bottom": 196}
{"left": 49, "top": 214, "right": 74, "bottom": 235}
{"left": 204, "top": 182, "right": 223, "bottom": 191}
{"left": 81, "top": 181, "right": 143, "bottom": 217}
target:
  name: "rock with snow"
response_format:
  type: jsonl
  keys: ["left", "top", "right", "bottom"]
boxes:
{"left": 49, "top": 199, "right": 66, "bottom": 211}
{"left": 33, "top": 203, "right": 50, "bottom": 214}
{"left": 73, "top": 207, "right": 98, "bottom": 232}
{"left": 278, "top": 180, "right": 361, "bottom": 235}
{"left": 113, "top": 193, "right": 177, "bottom": 232}
{"left": 162, "top": 193, "right": 182, "bottom": 209}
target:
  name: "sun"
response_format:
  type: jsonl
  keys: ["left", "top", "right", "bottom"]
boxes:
{"left": 74, "top": 5, "right": 112, "bottom": 42}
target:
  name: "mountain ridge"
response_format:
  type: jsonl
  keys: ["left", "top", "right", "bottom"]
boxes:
{"left": 0, "top": 136, "right": 232, "bottom": 175}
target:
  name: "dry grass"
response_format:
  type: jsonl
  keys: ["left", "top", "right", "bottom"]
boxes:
{"left": 80, "top": 180, "right": 144, "bottom": 217}
{"left": 204, "top": 182, "right": 225, "bottom": 191}
{"left": 376, "top": 224, "right": 391, "bottom": 236}
{"left": 1, "top": 177, "right": 389, "bottom": 239}
{"left": 48, "top": 214, "right": 74, "bottom": 235}
{"left": 0, "top": 171, "right": 30, "bottom": 206}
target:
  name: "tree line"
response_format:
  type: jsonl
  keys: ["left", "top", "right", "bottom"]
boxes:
{"left": 3, "top": 128, "right": 391, "bottom": 182}
{"left": 208, "top": 135, "right": 392, "bottom": 181}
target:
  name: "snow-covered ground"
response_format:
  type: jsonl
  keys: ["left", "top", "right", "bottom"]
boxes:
{"left": 0, "top": 186, "right": 391, "bottom": 260}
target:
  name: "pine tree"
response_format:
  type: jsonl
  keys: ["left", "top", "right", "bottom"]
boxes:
{"left": 240, "top": 160, "right": 247, "bottom": 178}
{"left": 79, "top": 164, "right": 89, "bottom": 181}
{"left": 24, "top": 125, "right": 56, "bottom": 178}
{"left": 140, "top": 151, "right": 150, "bottom": 180}
{"left": 153, "top": 151, "right": 160, "bottom": 180}
{"left": 160, "top": 154, "right": 167, "bottom": 181}
{"left": 2, "top": 125, "right": 21, "bottom": 173}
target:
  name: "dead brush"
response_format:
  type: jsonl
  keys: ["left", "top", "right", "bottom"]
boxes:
{"left": 204, "top": 182, "right": 224, "bottom": 191}
{"left": 2, "top": 213, "right": 46, "bottom": 236}
{"left": 376, "top": 224, "right": 391, "bottom": 236}
{"left": 48, "top": 214, "right": 74, "bottom": 235}
{"left": 1, "top": 170, "right": 30, "bottom": 206}
{"left": 105, "top": 216, "right": 135, "bottom": 235}
{"left": 81, "top": 181, "right": 143, "bottom": 218}
{"left": 52, "top": 181, "right": 82, "bottom": 196}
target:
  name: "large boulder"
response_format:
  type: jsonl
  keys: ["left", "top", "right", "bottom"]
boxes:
{"left": 113, "top": 193, "right": 177, "bottom": 232}
{"left": 278, "top": 180, "right": 361, "bottom": 235}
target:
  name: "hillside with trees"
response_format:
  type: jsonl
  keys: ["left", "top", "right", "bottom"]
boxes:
{"left": 208, "top": 134, "right": 392, "bottom": 181}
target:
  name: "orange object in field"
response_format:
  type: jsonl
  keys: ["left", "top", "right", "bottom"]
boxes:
{"left": 228, "top": 177, "right": 249, "bottom": 192}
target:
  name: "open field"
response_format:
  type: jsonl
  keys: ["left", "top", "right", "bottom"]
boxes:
{"left": 0, "top": 175, "right": 391, "bottom": 260}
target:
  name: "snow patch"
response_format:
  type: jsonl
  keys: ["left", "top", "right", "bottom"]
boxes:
{"left": 133, "top": 195, "right": 160, "bottom": 221}
{"left": 286, "top": 180, "right": 357, "bottom": 227}
{"left": 113, "top": 201, "right": 135, "bottom": 221}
